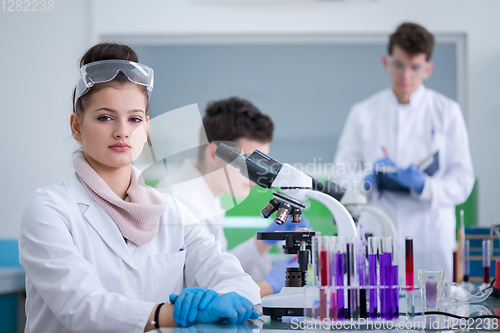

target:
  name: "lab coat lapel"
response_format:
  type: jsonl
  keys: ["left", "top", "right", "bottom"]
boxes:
{"left": 389, "top": 85, "right": 428, "bottom": 167}
{"left": 68, "top": 173, "right": 136, "bottom": 268}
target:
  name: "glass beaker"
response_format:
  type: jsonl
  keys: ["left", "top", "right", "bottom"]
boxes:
{"left": 418, "top": 269, "right": 445, "bottom": 311}
{"left": 418, "top": 269, "right": 445, "bottom": 329}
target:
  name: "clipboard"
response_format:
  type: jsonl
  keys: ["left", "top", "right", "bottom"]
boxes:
{"left": 375, "top": 151, "right": 439, "bottom": 193}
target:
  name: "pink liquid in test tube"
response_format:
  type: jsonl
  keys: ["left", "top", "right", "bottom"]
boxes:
{"left": 483, "top": 239, "right": 492, "bottom": 284}
{"left": 319, "top": 237, "right": 329, "bottom": 320}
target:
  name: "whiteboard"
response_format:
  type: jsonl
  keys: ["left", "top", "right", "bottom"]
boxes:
{"left": 120, "top": 34, "right": 464, "bottom": 168}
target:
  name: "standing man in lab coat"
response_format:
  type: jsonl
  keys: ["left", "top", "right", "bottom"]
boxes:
{"left": 333, "top": 23, "right": 474, "bottom": 281}
{"left": 156, "top": 97, "right": 310, "bottom": 297}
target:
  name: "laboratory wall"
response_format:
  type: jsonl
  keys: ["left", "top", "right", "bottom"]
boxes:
{"left": 0, "top": 1, "right": 90, "bottom": 239}
{"left": 92, "top": 0, "right": 500, "bottom": 227}
{"left": 87, "top": 0, "right": 500, "bottom": 228}
{"left": 130, "top": 42, "right": 457, "bottom": 167}
{"left": 1, "top": 0, "right": 499, "bottom": 245}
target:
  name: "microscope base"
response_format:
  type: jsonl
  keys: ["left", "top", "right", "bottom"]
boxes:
{"left": 262, "top": 286, "right": 318, "bottom": 321}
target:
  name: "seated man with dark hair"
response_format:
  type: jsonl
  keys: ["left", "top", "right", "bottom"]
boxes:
{"left": 156, "top": 97, "right": 310, "bottom": 298}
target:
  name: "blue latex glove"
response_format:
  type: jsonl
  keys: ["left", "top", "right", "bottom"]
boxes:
{"left": 260, "top": 215, "right": 311, "bottom": 245}
{"left": 364, "top": 157, "right": 396, "bottom": 190}
{"left": 189, "top": 292, "right": 259, "bottom": 325}
{"left": 373, "top": 157, "right": 397, "bottom": 171}
{"left": 386, "top": 164, "right": 425, "bottom": 193}
{"left": 363, "top": 173, "right": 376, "bottom": 191}
{"left": 264, "top": 256, "right": 298, "bottom": 294}
{"left": 169, "top": 287, "right": 219, "bottom": 327}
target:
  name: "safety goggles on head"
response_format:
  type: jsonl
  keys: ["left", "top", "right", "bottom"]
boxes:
{"left": 386, "top": 56, "right": 430, "bottom": 78}
{"left": 74, "top": 59, "right": 154, "bottom": 110}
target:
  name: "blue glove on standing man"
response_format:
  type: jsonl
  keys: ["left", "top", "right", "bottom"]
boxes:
{"left": 364, "top": 157, "right": 396, "bottom": 190}
{"left": 365, "top": 157, "right": 425, "bottom": 194}
{"left": 387, "top": 164, "right": 426, "bottom": 193}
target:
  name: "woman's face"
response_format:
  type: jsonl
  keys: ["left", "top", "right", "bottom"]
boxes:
{"left": 71, "top": 84, "right": 149, "bottom": 170}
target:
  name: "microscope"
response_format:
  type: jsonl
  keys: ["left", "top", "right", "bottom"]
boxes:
{"left": 215, "top": 143, "right": 359, "bottom": 320}
{"left": 340, "top": 189, "right": 397, "bottom": 238}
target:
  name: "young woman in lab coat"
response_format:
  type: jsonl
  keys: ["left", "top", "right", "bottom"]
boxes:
{"left": 19, "top": 43, "right": 260, "bottom": 333}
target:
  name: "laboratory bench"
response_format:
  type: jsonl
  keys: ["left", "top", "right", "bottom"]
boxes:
{"left": 146, "top": 295, "right": 500, "bottom": 332}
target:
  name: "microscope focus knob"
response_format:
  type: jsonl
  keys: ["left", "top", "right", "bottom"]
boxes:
{"left": 285, "top": 268, "right": 306, "bottom": 287}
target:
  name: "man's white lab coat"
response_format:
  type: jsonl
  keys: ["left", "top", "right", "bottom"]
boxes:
{"left": 334, "top": 85, "right": 474, "bottom": 281}
{"left": 157, "top": 160, "right": 272, "bottom": 282}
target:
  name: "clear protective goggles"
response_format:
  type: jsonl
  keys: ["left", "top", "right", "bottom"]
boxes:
{"left": 386, "top": 56, "right": 430, "bottom": 78}
{"left": 74, "top": 59, "right": 154, "bottom": 110}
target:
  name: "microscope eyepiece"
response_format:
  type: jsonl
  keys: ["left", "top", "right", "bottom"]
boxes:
{"left": 214, "top": 143, "right": 246, "bottom": 170}
{"left": 214, "top": 142, "right": 283, "bottom": 189}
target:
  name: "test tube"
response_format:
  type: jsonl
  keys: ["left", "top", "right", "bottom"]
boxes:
{"left": 460, "top": 210, "right": 466, "bottom": 282}
{"left": 380, "top": 237, "right": 392, "bottom": 320}
{"left": 483, "top": 239, "right": 492, "bottom": 284}
{"left": 347, "top": 237, "right": 359, "bottom": 320}
{"left": 320, "top": 236, "right": 330, "bottom": 286}
{"left": 328, "top": 236, "right": 338, "bottom": 321}
{"left": 319, "top": 236, "right": 329, "bottom": 319}
{"left": 391, "top": 237, "right": 399, "bottom": 319}
{"left": 405, "top": 238, "right": 415, "bottom": 319}
{"left": 367, "top": 237, "right": 378, "bottom": 319}
{"left": 312, "top": 235, "right": 319, "bottom": 287}
{"left": 358, "top": 224, "right": 367, "bottom": 319}
{"left": 463, "top": 239, "right": 470, "bottom": 282}
{"left": 336, "top": 238, "right": 346, "bottom": 320}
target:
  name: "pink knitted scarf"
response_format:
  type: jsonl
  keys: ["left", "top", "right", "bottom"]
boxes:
{"left": 73, "top": 152, "right": 166, "bottom": 246}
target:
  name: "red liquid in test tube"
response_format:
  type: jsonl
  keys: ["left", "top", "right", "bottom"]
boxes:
{"left": 483, "top": 239, "right": 492, "bottom": 284}
{"left": 321, "top": 250, "right": 329, "bottom": 286}
{"left": 484, "top": 266, "right": 491, "bottom": 284}
{"left": 319, "top": 238, "right": 329, "bottom": 320}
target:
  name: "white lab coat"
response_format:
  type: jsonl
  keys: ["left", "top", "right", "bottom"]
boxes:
{"left": 156, "top": 160, "right": 272, "bottom": 282}
{"left": 334, "top": 85, "right": 474, "bottom": 282}
{"left": 19, "top": 172, "right": 260, "bottom": 333}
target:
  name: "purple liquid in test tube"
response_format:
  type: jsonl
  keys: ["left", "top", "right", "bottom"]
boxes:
{"left": 392, "top": 265, "right": 399, "bottom": 318}
{"left": 382, "top": 252, "right": 393, "bottom": 320}
{"left": 379, "top": 253, "right": 386, "bottom": 319}
{"left": 336, "top": 252, "right": 345, "bottom": 320}
{"left": 358, "top": 225, "right": 367, "bottom": 319}
{"left": 391, "top": 237, "right": 399, "bottom": 319}
{"left": 368, "top": 254, "right": 378, "bottom": 318}
{"left": 380, "top": 238, "right": 393, "bottom": 320}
